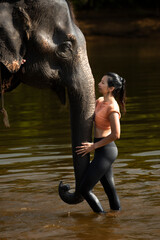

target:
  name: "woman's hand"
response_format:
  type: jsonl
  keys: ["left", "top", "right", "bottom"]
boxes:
{"left": 76, "top": 142, "right": 95, "bottom": 157}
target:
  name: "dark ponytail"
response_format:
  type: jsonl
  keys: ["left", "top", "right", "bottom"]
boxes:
{"left": 106, "top": 72, "right": 126, "bottom": 114}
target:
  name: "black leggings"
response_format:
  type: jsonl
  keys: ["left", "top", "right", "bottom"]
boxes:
{"left": 80, "top": 138, "right": 120, "bottom": 213}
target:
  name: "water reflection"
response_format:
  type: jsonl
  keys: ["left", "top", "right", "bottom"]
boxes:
{"left": 0, "top": 37, "right": 160, "bottom": 239}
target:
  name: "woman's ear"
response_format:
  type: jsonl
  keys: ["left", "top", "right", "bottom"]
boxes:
{"left": 109, "top": 86, "right": 115, "bottom": 93}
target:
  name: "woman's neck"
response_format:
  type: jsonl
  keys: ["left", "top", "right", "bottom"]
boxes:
{"left": 103, "top": 93, "right": 114, "bottom": 103}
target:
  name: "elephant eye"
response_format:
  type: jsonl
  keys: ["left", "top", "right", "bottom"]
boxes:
{"left": 63, "top": 41, "right": 72, "bottom": 50}
{"left": 56, "top": 41, "right": 73, "bottom": 59}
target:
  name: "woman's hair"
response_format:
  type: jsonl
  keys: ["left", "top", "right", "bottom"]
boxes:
{"left": 106, "top": 72, "right": 126, "bottom": 114}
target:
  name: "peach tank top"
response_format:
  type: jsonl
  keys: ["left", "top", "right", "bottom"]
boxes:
{"left": 95, "top": 97, "right": 121, "bottom": 130}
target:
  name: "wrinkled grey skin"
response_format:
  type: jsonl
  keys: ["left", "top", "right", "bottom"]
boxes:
{"left": 0, "top": 0, "right": 95, "bottom": 204}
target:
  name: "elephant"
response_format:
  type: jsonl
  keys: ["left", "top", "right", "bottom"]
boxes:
{"left": 0, "top": 0, "right": 95, "bottom": 204}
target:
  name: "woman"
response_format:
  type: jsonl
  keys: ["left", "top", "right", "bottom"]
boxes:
{"left": 76, "top": 72, "right": 126, "bottom": 213}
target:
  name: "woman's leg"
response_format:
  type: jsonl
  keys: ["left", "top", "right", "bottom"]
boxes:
{"left": 80, "top": 140, "right": 119, "bottom": 213}
{"left": 80, "top": 144, "right": 113, "bottom": 213}
{"left": 80, "top": 156, "right": 110, "bottom": 213}
{"left": 100, "top": 167, "right": 121, "bottom": 210}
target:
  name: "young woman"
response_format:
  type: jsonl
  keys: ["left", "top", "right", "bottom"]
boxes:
{"left": 76, "top": 72, "right": 126, "bottom": 213}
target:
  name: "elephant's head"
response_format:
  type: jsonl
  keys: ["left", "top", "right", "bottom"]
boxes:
{"left": 0, "top": 0, "right": 95, "bottom": 204}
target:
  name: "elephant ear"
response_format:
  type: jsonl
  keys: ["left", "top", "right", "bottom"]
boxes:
{"left": 0, "top": 4, "right": 31, "bottom": 73}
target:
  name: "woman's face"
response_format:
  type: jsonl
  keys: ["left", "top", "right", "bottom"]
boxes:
{"left": 98, "top": 75, "right": 110, "bottom": 95}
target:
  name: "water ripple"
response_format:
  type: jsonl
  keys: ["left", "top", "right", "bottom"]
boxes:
{"left": 131, "top": 150, "right": 160, "bottom": 157}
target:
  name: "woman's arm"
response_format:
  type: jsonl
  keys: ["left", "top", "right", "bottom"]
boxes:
{"left": 76, "top": 112, "right": 120, "bottom": 156}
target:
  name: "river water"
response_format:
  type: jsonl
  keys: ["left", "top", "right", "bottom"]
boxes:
{"left": 0, "top": 36, "right": 160, "bottom": 240}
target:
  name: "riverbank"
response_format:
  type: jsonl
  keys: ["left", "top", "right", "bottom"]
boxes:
{"left": 76, "top": 9, "right": 160, "bottom": 38}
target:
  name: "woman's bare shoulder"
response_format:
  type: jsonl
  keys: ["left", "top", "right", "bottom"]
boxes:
{"left": 96, "top": 97, "right": 104, "bottom": 103}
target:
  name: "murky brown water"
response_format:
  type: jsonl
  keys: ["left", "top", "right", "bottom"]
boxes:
{"left": 0, "top": 36, "right": 160, "bottom": 240}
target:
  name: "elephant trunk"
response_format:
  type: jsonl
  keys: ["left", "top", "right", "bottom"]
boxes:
{"left": 59, "top": 48, "right": 95, "bottom": 204}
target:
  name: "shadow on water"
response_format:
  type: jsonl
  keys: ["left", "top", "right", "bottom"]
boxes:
{"left": 0, "top": 36, "right": 160, "bottom": 239}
